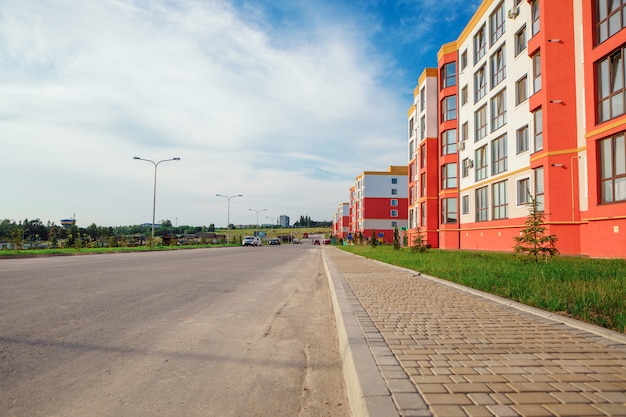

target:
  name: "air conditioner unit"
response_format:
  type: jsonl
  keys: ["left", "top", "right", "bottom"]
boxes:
{"left": 507, "top": 6, "right": 519, "bottom": 19}
{"left": 459, "top": 141, "right": 466, "bottom": 151}
{"left": 464, "top": 159, "right": 474, "bottom": 168}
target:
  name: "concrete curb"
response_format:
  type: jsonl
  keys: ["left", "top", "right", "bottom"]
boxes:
{"left": 323, "top": 251, "right": 401, "bottom": 417}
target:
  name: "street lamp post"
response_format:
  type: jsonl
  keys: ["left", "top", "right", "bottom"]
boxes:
{"left": 216, "top": 194, "right": 243, "bottom": 228}
{"left": 249, "top": 208, "right": 267, "bottom": 227}
{"left": 133, "top": 156, "right": 181, "bottom": 246}
{"left": 266, "top": 216, "right": 279, "bottom": 226}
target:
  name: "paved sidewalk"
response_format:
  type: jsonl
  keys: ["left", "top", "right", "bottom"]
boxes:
{"left": 322, "top": 247, "right": 626, "bottom": 417}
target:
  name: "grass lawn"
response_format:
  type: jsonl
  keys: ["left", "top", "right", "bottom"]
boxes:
{"left": 339, "top": 245, "right": 626, "bottom": 333}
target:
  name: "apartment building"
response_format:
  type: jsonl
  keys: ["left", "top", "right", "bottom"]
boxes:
{"left": 408, "top": 68, "right": 440, "bottom": 248}
{"left": 407, "top": 0, "right": 626, "bottom": 258}
{"left": 332, "top": 203, "right": 350, "bottom": 240}
{"left": 349, "top": 166, "right": 408, "bottom": 244}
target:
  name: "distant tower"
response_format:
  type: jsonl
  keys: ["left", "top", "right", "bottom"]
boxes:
{"left": 60, "top": 217, "right": 76, "bottom": 230}
{"left": 279, "top": 215, "right": 290, "bottom": 228}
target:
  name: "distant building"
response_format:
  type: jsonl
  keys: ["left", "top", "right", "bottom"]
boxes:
{"left": 347, "top": 165, "right": 409, "bottom": 244}
{"left": 333, "top": 203, "right": 350, "bottom": 240}
{"left": 279, "top": 215, "right": 290, "bottom": 228}
{"left": 60, "top": 218, "right": 76, "bottom": 229}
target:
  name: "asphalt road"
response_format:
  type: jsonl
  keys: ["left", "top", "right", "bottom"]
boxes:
{"left": 0, "top": 245, "right": 349, "bottom": 417}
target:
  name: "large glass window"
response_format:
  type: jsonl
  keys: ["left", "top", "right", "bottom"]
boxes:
{"left": 596, "top": 0, "right": 626, "bottom": 45}
{"left": 476, "top": 186, "right": 489, "bottom": 221}
{"left": 535, "top": 166, "right": 545, "bottom": 211}
{"left": 420, "top": 172, "right": 426, "bottom": 197}
{"left": 492, "top": 134, "right": 508, "bottom": 175}
{"left": 442, "top": 129, "right": 457, "bottom": 155}
{"left": 517, "top": 177, "right": 530, "bottom": 206}
{"left": 491, "top": 90, "right": 507, "bottom": 131}
{"left": 474, "top": 25, "right": 486, "bottom": 64}
{"left": 420, "top": 115, "right": 426, "bottom": 140}
{"left": 531, "top": 0, "right": 540, "bottom": 36}
{"left": 492, "top": 180, "right": 508, "bottom": 220}
{"left": 490, "top": 46, "right": 506, "bottom": 88}
{"left": 533, "top": 52, "right": 542, "bottom": 93}
{"left": 600, "top": 133, "right": 626, "bottom": 203}
{"left": 420, "top": 202, "right": 426, "bottom": 226}
{"left": 441, "top": 198, "right": 458, "bottom": 224}
{"left": 462, "top": 195, "right": 469, "bottom": 215}
{"left": 534, "top": 108, "right": 543, "bottom": 151}
{"left": 515, "top": 25, "right": 527, "bottom": 56}
{"left": 516, "top": 125, "right": 529, "bottom": 154}
{"left": 441, "top": 163, "right": 457, "bottom": 189}
{"left": 598, "top": 48, "right": 626, "bottom": 123}
{"left": 476, "top": 146, "right": 488, "bottom": 180}
{"left": 442, "top": 95, "right": 457, "bottom": 121}
{"left": 490, "top": 2, "right": 505, "bottom": 46}
{"left": 474, "top": 65, "right": 487, "bottom": 102}
{"left": 442, "top": 62, "right": 456, "bottom": 89}
{"left": 516, "top": 75, "right": 528, "bottom": 105}
{"left": 420, "top": 87, "right": 425, "bottom": 111}
{"left": 475, "top": 105, "right": 488, "bottom": 142}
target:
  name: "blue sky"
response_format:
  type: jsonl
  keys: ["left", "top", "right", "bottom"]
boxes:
{"left": 0, "top": 0, "right": 479, "bottom": 227}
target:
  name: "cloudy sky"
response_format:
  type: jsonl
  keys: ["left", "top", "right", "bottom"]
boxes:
{"left": 1, "top": 0, "right": 479, "bottom": 228}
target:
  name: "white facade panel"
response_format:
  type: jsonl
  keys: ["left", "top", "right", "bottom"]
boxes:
{"left": 363, "top": 175, "right": 408, "bottom": 198}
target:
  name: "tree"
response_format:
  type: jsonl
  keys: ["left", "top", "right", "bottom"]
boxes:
{"left": 370, "top": 230, "right": 377, "bottom": 247}
{"left": 411, "top": 227, "right": 429, "bottom": 253}
{"left": 513, "top": 194, "right": 559, "bottom": 262}
{"left": 393, "top": 227, "right": 401, "bottom": 250}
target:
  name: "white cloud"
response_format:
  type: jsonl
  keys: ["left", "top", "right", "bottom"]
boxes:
{"left": 0, "top": 0, "right": 408, "bottom": 227}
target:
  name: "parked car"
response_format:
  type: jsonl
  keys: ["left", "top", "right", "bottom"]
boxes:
{"left": 242, "top": 236, "right": 260, "bottom": 246}
{"left": 268, "top": 238, "right": 281, "bottom": 245}
{"left": 292, "top": 238, "right": 300, "bottom": 244}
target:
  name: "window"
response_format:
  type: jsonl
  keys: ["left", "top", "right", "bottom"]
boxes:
{"left": 492, "top": 134, "right": 507, "bottom": 175}
{"left": 420, "top": 172, "right": 426, "bottom": 197}
{"left": 391, "top": 177, "right": 398, "bottom": 184}
{"left": 517, "top": 177, "right": 530, "bottom": 205}
{"left": 461, "top": 85, "right": 468, "bottom": 105}
{"left": 420, "top": 115, "right": 426, "bottom": 139}
{"left": 535, "top": 166, "right": 545, "bottom": 211}
{"left": 442, "top": 95, "right": 457, "bottom": 121}
{"left": 390, "top": 199, "right": 398, "bottom": 206}
{"left": 515, "top": 25, "right": 527, "bottom": 56}
{"left": 409, "top": 118, "right": 414, "bottom": 138}
{"left": 420, "top": 87, "right": 426, "bottom": 111}
{"left": 442, "top": 129, "right": 457, "bottom": 155}
{"left": 475, "top": 105, "right": 488, "bottom": 142}
{"left": 516, "top": 125, "right": 529, "bottom": 154}
{"left": 516, "top": 75, "right": 528, "bottom": 105}
{"left": 462, "top": 194, "right": 470, "bottom": 215}
{"left": 596, "top": 0, "right": 626, "bottom": 44}
{"left": 491, "top": 90, "right": 507, "bottom": 131}
{"left": 532, "top": 52, "right": 542, "bottom": 93}
{"left": 531, "top": 0, "right": 540, "bottom": 36}
{"left": 475, "top": 146, "right": 488, "bottom": 180}
{"left": 492, "top": 180, "right": 508, "bottom": 220}
{"left": 421, "top": 144, "right": 426, "bottom": 168}
{"left": 598, "top": 48, "right": 626, "bottom": 123}
{"left": 460, "top": 50, "right": 468, "bottom": 70}
{"left": 490, "top": 46, "right": 506, "bottom": 88}
{"left": 441, "top": 198, "right": 458, "bottom": 224}
{"left": 420, "top": 202, "right": 426, "bottom": 226}
{"left": 534, "top": 108, "right": 543, "bottom": 151}
{"left": 462, "top": 158, "right": 470, "bottom": 178}
{"left": 476, "top": 186, "right": 489, "bottom": 221}
{"left": 600, "top": 133, "right": 626, "bottom": 203}
{"left": 441, "top": 163, "right": 457, "bottom": 189}
{"left": 442, "top": 62, "right": 456, "bottom": 88}
{"left": 391, "top": 221, "right": 398, "bottom": 228}
{"left": 474, "top": 65, "right": 487, "bottom": 102}
{"left": 461, "top": 122, "right": 469, "bottom": 142}
{"left": 474, "top": 25, "right": 486, "bottom": 64}
{"left": 390, "top": 210, "right": 398, "bottom": 217}
{"left": 391, "top": 188, "right": 398, "bottom": 195}
{"left": 490, "top": 2, "right": 505, "bottom": 45}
